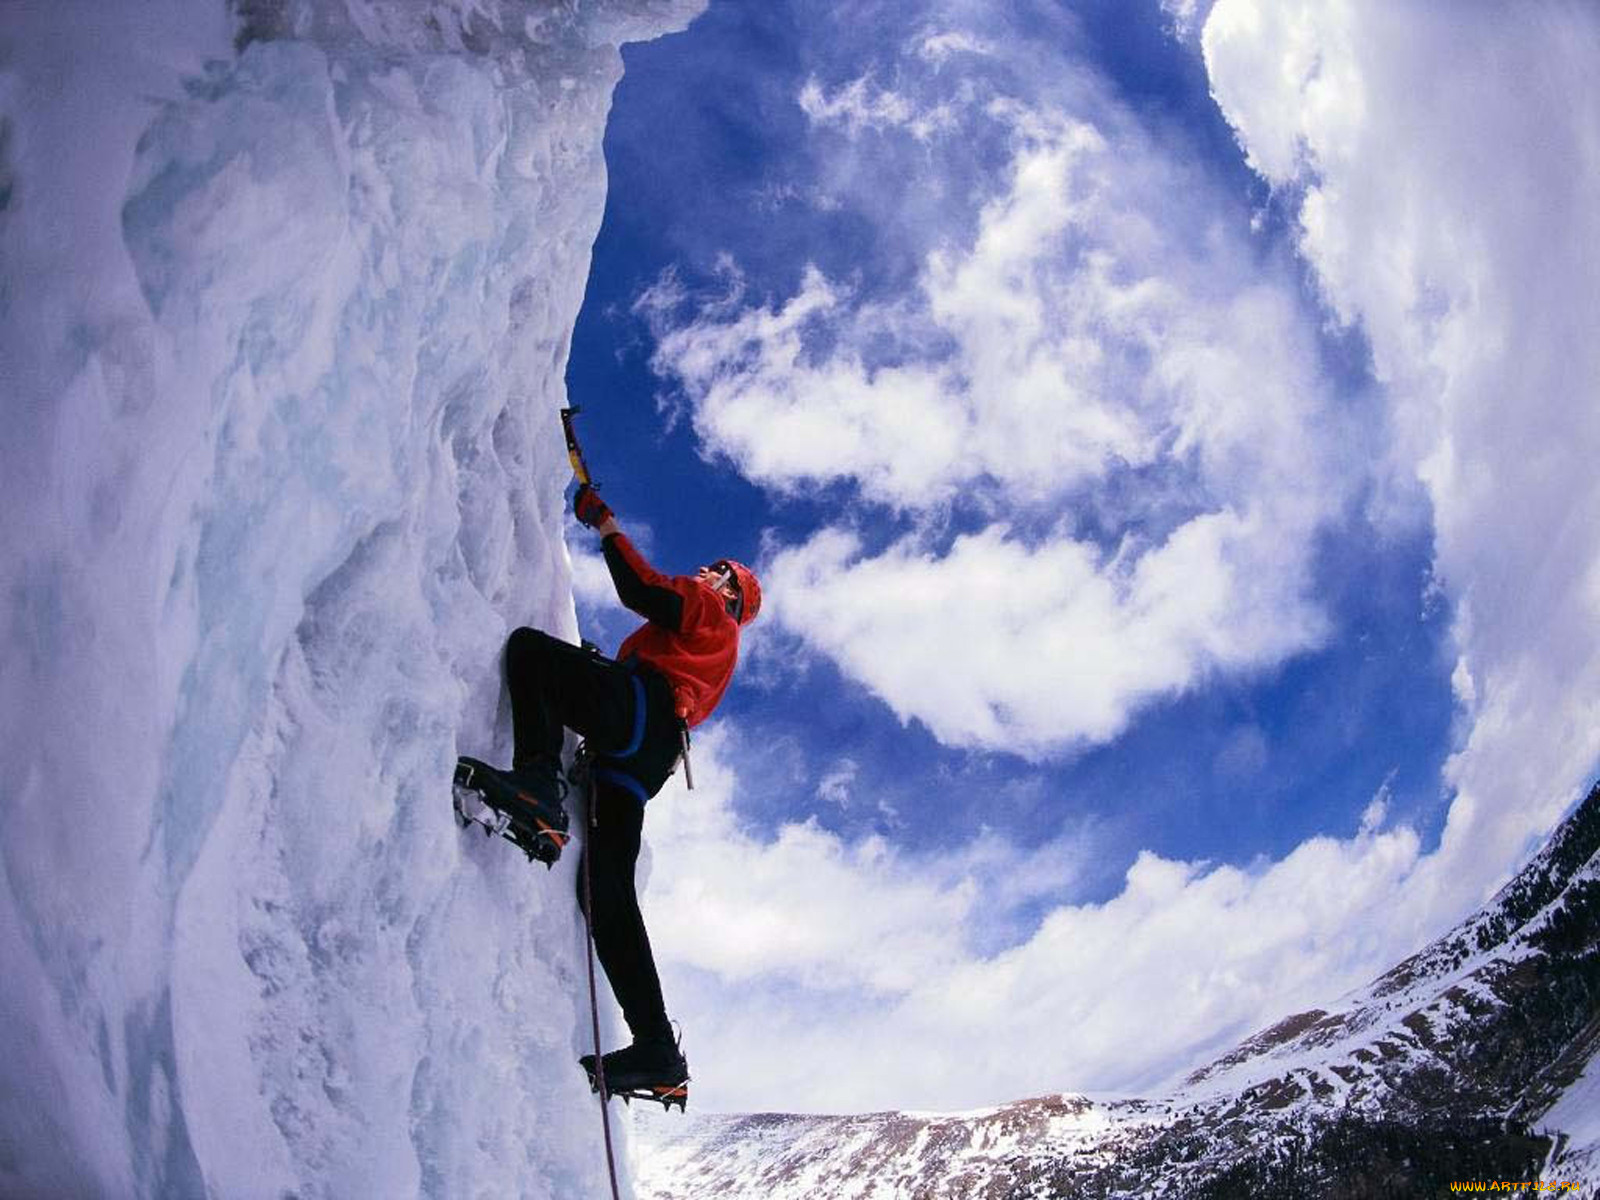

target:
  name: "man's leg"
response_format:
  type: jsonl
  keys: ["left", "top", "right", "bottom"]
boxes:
{"left": 504, "top": 627, "right": 634, "bottom": 768}
{"left": 580, "top": 778, "right": 673, "bottom": 1047}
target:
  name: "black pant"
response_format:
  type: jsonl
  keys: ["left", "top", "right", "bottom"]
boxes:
{"left": 505, "top": 627, "right": 682, "bottom": 1045}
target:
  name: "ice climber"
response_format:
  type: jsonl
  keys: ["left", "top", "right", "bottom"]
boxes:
{"left": 484, "top": 482, "right": 760, "bottom": 1109}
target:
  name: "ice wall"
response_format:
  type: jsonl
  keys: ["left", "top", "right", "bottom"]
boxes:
{"left": 0, "top": 2, "right": 701, "bottom": 1195}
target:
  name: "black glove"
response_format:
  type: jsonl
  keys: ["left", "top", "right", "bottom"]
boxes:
{"left": 574, "top": 484, "right": 614, "bottom": 529}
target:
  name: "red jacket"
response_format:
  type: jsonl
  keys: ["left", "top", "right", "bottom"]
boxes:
{"left": 603, "top": 533, "right": 740, "bottom": 727}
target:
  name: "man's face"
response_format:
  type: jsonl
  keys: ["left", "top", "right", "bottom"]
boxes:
{"left": 697, "top": 563, "right": 742, "bottom": 618}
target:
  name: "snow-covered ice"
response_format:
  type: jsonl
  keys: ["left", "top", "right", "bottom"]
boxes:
{"left": 1, "top": 1, "right": 700, "bottom": 1195}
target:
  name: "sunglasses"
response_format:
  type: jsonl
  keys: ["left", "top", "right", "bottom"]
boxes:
{"left": 705, "top": 561, "right": 744, "bottom": 620}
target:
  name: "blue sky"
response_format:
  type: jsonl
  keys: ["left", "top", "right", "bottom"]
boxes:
{"left": 571, "top": 0, "right": 1452, "bottom": 871}
{"left": 563, "top": 0, "right": 1600, "bottom": 1112}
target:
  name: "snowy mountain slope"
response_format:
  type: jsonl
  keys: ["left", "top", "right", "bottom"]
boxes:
{"left": 1, "top": 2, "right": 700, "bottom": 1196}
{"left": 634, "top": 783, "right": 1600, "bottom": 1198}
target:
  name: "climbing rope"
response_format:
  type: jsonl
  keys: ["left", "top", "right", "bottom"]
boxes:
{"left": 578, "top": 752, "right": 623, "bottom": 1200}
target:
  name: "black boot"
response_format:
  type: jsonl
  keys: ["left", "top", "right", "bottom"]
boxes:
{"left": 580, "top": 1033, "right": 690, "bottom": 1111}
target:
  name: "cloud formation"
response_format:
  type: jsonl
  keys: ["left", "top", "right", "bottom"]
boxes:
{"left": 764, "top": 518, "right": 1327, "bottom": 754}
{"left": 799, "top": 75, "right": 959, "bottom": 141}
{"left": 643, "top": 55, "right": 1357, "bottom": 755}
{"left": 646, "top": 729, "right": 1421, "bottom": 1112}
{"left": 1203, "top": 0, "right": 1600, "bottom": 910}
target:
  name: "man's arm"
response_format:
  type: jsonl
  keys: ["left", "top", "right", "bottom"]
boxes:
{"left": 575, "top": 486, "right": 685, "bottom": 630}
{"left": 601, "top": 531, "right": 684, "bottom": 629}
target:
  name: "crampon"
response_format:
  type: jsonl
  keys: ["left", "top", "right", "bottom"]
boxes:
{"left": 580, "top": 1052, "right": 690, "bottom": 1113}
{"left": 452, "top": 756, "right": 570, "bottom": 868}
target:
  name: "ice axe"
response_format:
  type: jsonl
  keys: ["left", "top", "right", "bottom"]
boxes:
{"left": 561, "top": 405, "right": 595, "bottom": 488}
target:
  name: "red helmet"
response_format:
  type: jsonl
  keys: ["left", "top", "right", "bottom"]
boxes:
{"left": 709, "top": 560, "right": 762, "bottom": 625}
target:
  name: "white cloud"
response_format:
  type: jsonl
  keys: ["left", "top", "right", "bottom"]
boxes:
{"left": 799, "top": 75, "right": 958, "bottom": 142}
{"left": 645, "top": 264, "right": 972, "bottom": 507}
{"left": 814, "top": 756, "right": 860, "bottom": 809}
{"left": 916, "top": 31, "right": 992, "bottom": 63}
{"left": 765, "top": 518, "right": 1326, "bottom": 756}
{"left": 567, "top": 529, "right": 620, "bottom": 613}
{"left": 643, "top": 729, "right": 1422, "bottom": 1112}
{"left": 646, "top": 95, "right": 1353, "bottom": 753}
{"left": 646, "top": 728, "right": 982, "bottom": 995}
{"left": 1203, "top": 0, "right": 1600, "bottom": 913}
{"left": 1160, "top": 1, "right": 1207, "bottom": 40}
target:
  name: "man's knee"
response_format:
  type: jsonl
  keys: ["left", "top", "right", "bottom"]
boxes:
{"left": 587, "top": 841, "right": 628, "bottom": 892}
{"left": 506, "top": 626, "right": 561, "bottom": 677}
{"left": 581, "top": 845, "right": 636, "bottom": 915}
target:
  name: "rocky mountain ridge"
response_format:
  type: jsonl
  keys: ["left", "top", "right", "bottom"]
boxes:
{"left": 636, "top": 784, "right": 1600, "bottom": 1198}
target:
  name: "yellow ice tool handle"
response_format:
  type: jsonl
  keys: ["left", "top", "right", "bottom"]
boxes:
{"left": 560, "top": 406, "right": 594, "bottom": 487}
